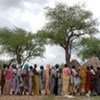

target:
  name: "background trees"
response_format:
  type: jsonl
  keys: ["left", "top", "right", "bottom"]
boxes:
{"left": 78, "top": 37, "right": 100, "bottom": 61}
{"left": 39, "top": 3, "right": 98, "bottom": 64}
{"left": 0, "top": 28, "right": 45, "bottom": 65}
{"left": 0, "top": 3, "right": 99, "bottom": 66}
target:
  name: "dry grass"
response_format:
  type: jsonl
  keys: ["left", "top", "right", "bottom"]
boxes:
{"left": 0, "top": 96, "right": 99, "bottom": 100}
{"left": 0, "top": 96, "right": 74, "bottom": 100}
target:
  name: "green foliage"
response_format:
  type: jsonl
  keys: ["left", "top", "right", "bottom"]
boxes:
{"left": 78, "top": 37, "right": 100, "bottom": 60}
{"left": 0, "top": 27, "right": 45, "bottom": 64}
{"left": 39, "top": 3, "right": 98, "bottom": 63}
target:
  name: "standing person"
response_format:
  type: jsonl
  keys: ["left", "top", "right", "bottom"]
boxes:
{"left": 16, "top": 65, "right": 23, "bottom": 95}
{"left": 49, "top": 66, "right": 57, "bottom": 95}
{"left": 73, "top": 74, "right": 80, "bottom": 95}
{"left": 79, "top": 67, "right": 86, "bottom": 96}
{"left": 23, "top": 64, "right": 29, "bottom": 95}
{"left": 62, "top": 64, "right": 71, "bottom": 95}
{"left": 33, "top": 64, "right": 39, "bottom": 95}
{"left": 90, "top": 66, "right": 96, "bottom": 96}
{"left": 53, "top": 64, "right": 59, "bottom": 95}
{"left": 85, "top": 66, "right": 93, "bottom": 96}
{"left": 3, "top": 65, "right": 12, "bottom": 95}
{"left": 70, "top": 65, "right": 79, "bottom": 95}
{"left": 96, "top": 67, "right": 100, "bottom": 95}
{"left": 57, "top": 68, "right": 62, "bottom": 95}
{"left": 0, "top": 64, "right": 6, "bottom": 95}
{"left": 28, "top": 66, "right": 34, "bottom": 95}
{"left": 39, "top": 66, "right": 46, "bottom": 95}
{"left": 11, "top": 64, "right": 17, "bottom": 95}
{"left": 45, "top": 64, "right": 51, "bottom": 95}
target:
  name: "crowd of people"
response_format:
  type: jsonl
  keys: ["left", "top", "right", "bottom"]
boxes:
{"left": 0, "top": 63, "right": 100, "bottom": 96}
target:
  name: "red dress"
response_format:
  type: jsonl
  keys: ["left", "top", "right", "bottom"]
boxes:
{"left": 85, "top": 70, "right": 93, "bottom": 93}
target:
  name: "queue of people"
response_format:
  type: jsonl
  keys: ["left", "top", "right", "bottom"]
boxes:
{"left": 0, "top": 63, "right": 100, "bottom": 96}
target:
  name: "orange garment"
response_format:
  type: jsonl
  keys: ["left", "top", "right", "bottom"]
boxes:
{"left": 79, "top": 67, "right": 86, "bottom": 92}
{"left": 62, "top": 67, "right": 70, "bottom": 94}
{"left": 45, "top": 64, "right": 50, "bottom": 94}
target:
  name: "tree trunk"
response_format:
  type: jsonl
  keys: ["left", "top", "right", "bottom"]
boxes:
{"left": 65, "top": 49, "right": 71, "bottom": 66}
{"left": 16, "top": 54, "right": 22, "bottom": 64}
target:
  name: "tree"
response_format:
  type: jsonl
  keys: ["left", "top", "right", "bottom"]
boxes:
{"left": 78, "top": 37, "right": 100, "bottom": 60}
{"left": 0, "top": 27, "right": 45, "bottom": 65}
{"left": 41, "top": 3, "right": 98, "bottom": 64}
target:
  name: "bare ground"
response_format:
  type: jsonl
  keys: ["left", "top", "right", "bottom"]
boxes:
{"left": 0, "top": 96, "right": 99, "bottom": 100}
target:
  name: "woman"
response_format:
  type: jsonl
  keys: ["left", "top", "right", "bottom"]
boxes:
{"left": 0, "top": 64, "right": 6, "bottom": 95}
{"left": 96, "top": 67, "right": 100, "bottom": 95}
{"left": 28, "top": 66, "right": 34, "bottom": 95}
{"left": 23, "top": 64, "right": 29, "bottom": 95}
{"left": 90, "top": 66, "right": 96, "bottom": 96}
{"left": 33, "top": 64, "right": 39, "bottom": 95}
{"left": 3, "top": 65, "right": 12, "bottom": 95}
{"left": 79, "top": 66, "right": 86, "bottom": 96}
{"left": 85, "top": 66, "right": 93, "bottom": 95}
{"left": 45, "top": 64, "right": 50, "bottom": 95}
{"left": 62, "top": 64, "right": 70, "bottom": 95}
{"left": 49, "top": 65, "right": 57, "bottom": 95}
{"left": 39, "top": 66, "right": 45, "bottom": 95}
{"left": 70, "top": 65, "right": 79, "bottom": 95}
{"left": 11, "top": 64, "right": 17, "bottom": 95}
{"left": 57, "top": 68, "right": 62, "bottom": 95}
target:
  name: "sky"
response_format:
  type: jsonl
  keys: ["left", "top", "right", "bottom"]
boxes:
{"left": 0, "top": 0, "right": 100, "bottom": 67}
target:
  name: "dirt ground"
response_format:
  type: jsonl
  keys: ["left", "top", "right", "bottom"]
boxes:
{"left": 0, "top": 96, "right": 99, "bottom": 100}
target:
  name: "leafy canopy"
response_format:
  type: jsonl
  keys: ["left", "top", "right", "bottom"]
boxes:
{"left": 0, "top": 27, "right": 45, "bottom": 64}
{"left": 78, "top": 37, "right": 100, "bottom": 60}
{"left": 44, "top": 3, "right": 98, "bottom": 49}
{"left": 38, "top": 3, "right": 99, "bottom": 64}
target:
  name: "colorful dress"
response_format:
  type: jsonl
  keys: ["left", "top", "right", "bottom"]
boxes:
{"left": 49, "top": 66, "right": 57, "bottom": 95}
{"left": 11, "top": 69, "right": 17, "bottom": 94}
{"left": 33, "top": 68, "right": 39, "bottom": 95}
{"left": 96, "top": 69, "right": 100, "bottom": 95}
{"left": 57, "top": 69, "right": 62, "bottom": 95}
{"left": 16, "top": 67, "right": 23, "bottom": 95}
{"left": 85, "top": 70, "right": 93, "bottom": 93}
{"left": 23, "top": 69, "right": 29, "bottom": 94}
{"left": 0, "top": 69, "right": 6, "bottom": 94}
{"left": 45, "top": 64, "right": 50, "bottom": 94}
{"left": 28, "top": 69, "right": 34, "bottom": 95}
{"left": 39, "top": 69, "right": 45, "bottom": 92}
{"left": 79, "top": 67, "right": 86, "bottom": 93}
{"left": 62, "top": 67, "right": 70, "bottom": 94}
{"left": 4, "top": 68, "right": 12, "bottom": 95}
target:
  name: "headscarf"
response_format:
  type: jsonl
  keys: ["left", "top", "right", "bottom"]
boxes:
{"left": 24, "top": 64, "right": 29, "bottom": 70}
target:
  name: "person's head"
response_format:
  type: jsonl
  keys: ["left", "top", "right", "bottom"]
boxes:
{"left": 40, "top": 65, "right": 44, "bottom": 70}
{"left": 55, "top": 64, "right": 59, "bottom": 69}
{"left": 6, "top": 65, "right": 10, "bottom": 69}
{"left": 90, "top": 65, "right": 94, "bottom": 70}
{"left": 72, "top": 65, "right": 76, "bottom": 69}
{"left": 30, "top": 66, "right": 33, "bottom": 70}
{"left": 64, "top": 64, "right": 68, "bottom": 68}
{"left": 3, "top": 64, "right": 7, "bottom": 69}
{"left": 97, "top": 67, "right": 100, "bottom": 71}
{"left": 18, "top": 65, "right": 22, "bottom": 69}
{"left": 34, "top": 64, "right": 37, "bottom": 69}
{"left": 11, "top": 64, "right": 16, "bottom": 69}
{"left": 87, "top": 66, "right": 90, "bottom": 70}
{"left": 24, "top": 64, "right": 29, "bottom": 70}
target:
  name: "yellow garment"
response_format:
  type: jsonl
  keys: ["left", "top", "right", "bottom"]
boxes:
{"left": 79, "top": 67, "right": 86, "bottom": 92}
{"left": 33, "top": 74, "right": 39, "bottom": 95}
{"left": 62, "top": 75, "right": 70, "bottom": 94}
